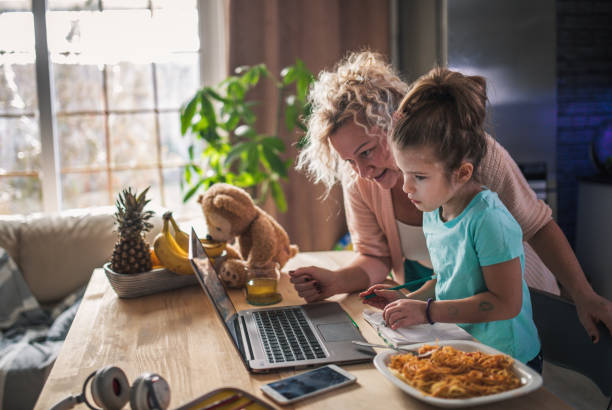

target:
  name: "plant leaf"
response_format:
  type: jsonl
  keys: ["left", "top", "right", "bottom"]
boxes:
{"left": 188, "top": 144, "right": 194, "bottom": 161}
{"left": 284, "top": 99, "right": 297, "bottom": 132}
{"left": 183, "top": 179, "right": 204, "bottom": 202}
{"left": 232, "top": 172, "right": 256, "bottom": 187}
{"left": 247, "top": 144, "right": 259, "bottom": 173}
{"left": 281, "top": 65, "right": 297, "bottom": 85}
{"left": 200, "top": 93, "right": 217, "bottom": 129}
{"left": 259, "top": 180, "right": 270, "bottom": 205}
{"left": 263, "top": 145, "right": 288, "bottom": 177}
{"left": 184, "top": 164, "right": 192, "bottom": 183}
{"left": 223, "top": 112, "right": 240, "bottom": 131}
{"left": 296, "top": 135, "right": 309, "bottom": 149}
{"left": 234, "top": 124, "right": 252, "bottom": 137}
{"left": 234, "top": 65, "right": 250, "bottom": 74}
{"left": 224, "top": 142, "right": 250, "bottom": 167}
{"left": 206, "top": 88, "right": 230, "bottom": 104}
{"left": 180, "top": 91, "right": 200, "bottom": 135}
{"left": 227, "top": 79, "right": 246, "bottom": 100}
{"left": 270, "top": 180, "right": 287, "bottom": 212}
{"left": 261, "top": 136, "right": 285, "bottom": 152}
{"left": 241, "top": 65, "right": 261, "bottom": 87}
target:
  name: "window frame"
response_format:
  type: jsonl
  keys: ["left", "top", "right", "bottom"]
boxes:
{"left": 14, "top": 0, "right": 227, "bottom": 214}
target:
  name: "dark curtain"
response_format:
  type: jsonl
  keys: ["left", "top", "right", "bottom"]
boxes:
{"left": 227, "top": 0, "right": 390, "bottom": 251}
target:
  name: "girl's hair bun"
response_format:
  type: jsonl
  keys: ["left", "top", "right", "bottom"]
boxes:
{"left": 391, "top": 66, "right": 489, "bottom": 177}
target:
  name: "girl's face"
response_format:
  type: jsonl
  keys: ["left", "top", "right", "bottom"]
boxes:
{"left": 391, "top": 143, "right": 463, "bottom": 213}
{"left": 329, "top": 122, "right": 402, "bottom": 190}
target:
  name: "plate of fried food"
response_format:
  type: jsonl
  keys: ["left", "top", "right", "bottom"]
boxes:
{"left": 373, "top": 340, "right": 542, "bottom": 408}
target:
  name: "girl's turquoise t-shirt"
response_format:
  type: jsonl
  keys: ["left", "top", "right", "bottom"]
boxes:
{"left": 423, "top": 189, "right": 540, "bottom": 363}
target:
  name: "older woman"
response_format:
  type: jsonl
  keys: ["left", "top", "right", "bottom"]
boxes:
{"left": 289, "top": 50, "right": 612, "bottom": 343}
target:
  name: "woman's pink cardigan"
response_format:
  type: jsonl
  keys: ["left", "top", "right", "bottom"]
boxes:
{"left": 342, "top": 135, "right": 560, "bottom": 294}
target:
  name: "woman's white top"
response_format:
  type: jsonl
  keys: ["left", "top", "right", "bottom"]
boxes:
{"left": 396, "top": 219, "right": 432, "bottom": 268}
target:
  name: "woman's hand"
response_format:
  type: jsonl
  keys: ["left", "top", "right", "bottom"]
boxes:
{"left": 289, "top": 266, "right": 339, "bottom": 302}
{"left": 359, "top": 284, "right": 405, "bottom": 310}
{"left": 574, "top": 292, "right": 612, "bottom": 343}
{"left": 382, "top": 299, "right": 428, "bottom": 330}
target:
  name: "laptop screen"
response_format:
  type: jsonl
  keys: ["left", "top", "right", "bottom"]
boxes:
{"left": 188, "top": 228, "right": 246, "bottom": 362}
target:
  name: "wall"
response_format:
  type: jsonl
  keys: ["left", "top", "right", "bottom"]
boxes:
{"left": 397, "top": 0, "right": 612, "bottom": 246}
{"left": 398, "top": 1, "right": 558, "bottom": 214}
{"left": 445, "top": 0, "right": 558, "bottom": 217}
{"left": 556, "top": 0, "right": 612, "bottom": 246}
{"left": 397, "top": 0, "right": 445, "bottom": 83}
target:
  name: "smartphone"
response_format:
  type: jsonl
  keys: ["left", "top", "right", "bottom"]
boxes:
{"left": 260, "top": 364, "right": 357, "bottom": 405}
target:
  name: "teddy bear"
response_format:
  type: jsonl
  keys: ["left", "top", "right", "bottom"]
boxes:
{"left": 198, "top": 183, "right": 299, "bottom": 287}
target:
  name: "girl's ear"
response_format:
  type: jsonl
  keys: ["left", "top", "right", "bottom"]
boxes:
{"left": 455, "top": 162, "right": 474, "bottom": 183}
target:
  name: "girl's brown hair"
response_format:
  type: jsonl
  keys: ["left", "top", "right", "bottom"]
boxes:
{"left": 391, "top": 67, "right": 489, "bottom": 177}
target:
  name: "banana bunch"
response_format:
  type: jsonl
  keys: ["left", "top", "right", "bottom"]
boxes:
{"left": 168, "top": 213, "right": 189, "bottom": 252}
{"left": 153, "top": 212, "right": 193, "bottom": 275}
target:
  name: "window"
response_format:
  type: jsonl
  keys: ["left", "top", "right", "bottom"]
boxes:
{"left": 0, "top": 0, "right": 205, "bottom": 216}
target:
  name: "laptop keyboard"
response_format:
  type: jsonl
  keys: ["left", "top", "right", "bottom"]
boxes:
{"left": 254, "top": 308, "right": 327, "bottom": 363}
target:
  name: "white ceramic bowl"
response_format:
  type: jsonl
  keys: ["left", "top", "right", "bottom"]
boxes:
{"left": 373, "top": 340, "right": 543, "bottom": 408}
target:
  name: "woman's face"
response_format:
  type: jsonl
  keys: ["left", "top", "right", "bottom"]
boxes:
{"left": 329, "top": 121, "right": 402, "bottom": 190}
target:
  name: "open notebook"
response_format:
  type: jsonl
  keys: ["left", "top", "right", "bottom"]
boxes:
{"left": 362, "top": 308, "right": 472, "bottom": 348}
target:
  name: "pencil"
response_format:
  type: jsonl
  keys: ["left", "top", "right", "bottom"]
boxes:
{"left": 363, "top": 274, "right": 436, "bottom": 299}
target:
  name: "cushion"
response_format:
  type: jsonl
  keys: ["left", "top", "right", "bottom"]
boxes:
{"left": 0, "top": 215, "right": 24, "bottom": 271}
{"left": 18, "top": 207, "right": 163, "bottom": 304}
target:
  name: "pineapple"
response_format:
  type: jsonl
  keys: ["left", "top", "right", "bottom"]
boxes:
{"left": 110, "top": 186, "right": 154, "bottom": 274}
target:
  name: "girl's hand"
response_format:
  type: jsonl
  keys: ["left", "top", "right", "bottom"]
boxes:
{"left": 359, "top": 284, "right": 405, "bottom": 310}
{"left": 383, "top": 299, "right": 428, "bottom": 330}
{"left": 289, "top": 266, "right": 338, "bottom": 302}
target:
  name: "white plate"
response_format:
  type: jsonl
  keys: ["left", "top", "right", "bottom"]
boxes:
{"left": 373, "top": 340, "right": 542, "bottom": 408}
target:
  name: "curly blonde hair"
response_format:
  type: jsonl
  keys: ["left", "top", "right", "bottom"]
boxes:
{"left": 296, "top": 50, "right": 408, "bottom": 195}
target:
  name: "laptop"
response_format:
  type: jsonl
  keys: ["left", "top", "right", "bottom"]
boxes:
{"left": 188, "top": 228, "right": 375, "bottom": 373}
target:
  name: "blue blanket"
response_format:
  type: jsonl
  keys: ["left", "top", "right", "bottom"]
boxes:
{"left": 0, "top": 248, "right": 84, "bottom": 410}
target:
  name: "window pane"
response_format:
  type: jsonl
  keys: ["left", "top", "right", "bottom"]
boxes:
{"left": 159, "top": 111, "right": 187, "bottom": 164}
{"left": 162, "top": 166, "right": 200, "bottom": 217}
{"left": 0, "top": 176, "right": 42, "bottom": 214}
{"left": 152, "top": 0, "right": 196, "bottom": 9}
{"left": 156, "top": 53, "right": 199, "bottom": 110}
{"left": 53, "top": 61, "right": 104, "bottom": 113}
{"left": 0, "top": 11, "right": 34, "bottom": 53}
{"left": 108, "top": 113, "right": 157, "bottom": 166}
{"left": 0, "top": 1, "right": 30, "bottom": 12}
{"left": 57, "top": 114, "right": 106, "bottom": 169}
{"left": 101, "top": 0, "right": 149, "bottom": 10}
{"left": 46, "top": 9, "right": 198, "bottom": 60}
{"left": 61, "top": 171, "right": 109, "bottom": 209}
{"left": 0, "top": 116, "right": 41, "bottom": 172}
{"left": 0, "top": 57, "right": 37, "bottom": 115}
{"left": 48, "top": 0, "right": 98, "bottom": 11}
{"left": 148, "top": 8, "right": 199, "bottom": 52}
{"left": 107, "top": 62, "right": 154, "bottom": 111}
{"left": 46, "top": 10, "right": 96, "bottom": 55}
{"left": 5, "top": 1, "right": 201, "bottom": 216}
{"left": 111, "top": 169, "right": 160, "bottom": 205}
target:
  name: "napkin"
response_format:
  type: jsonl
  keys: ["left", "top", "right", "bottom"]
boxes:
{"left": 362, "top": 308, "right": 472, "bottom": 348}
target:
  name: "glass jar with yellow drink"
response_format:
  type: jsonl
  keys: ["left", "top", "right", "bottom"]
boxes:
{"left": 246, "top": 263, "right": 282, "bottom": 305}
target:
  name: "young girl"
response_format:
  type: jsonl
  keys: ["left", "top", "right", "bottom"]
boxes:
{"left": 361, "top": 67, "right": 542, "bottom": 371}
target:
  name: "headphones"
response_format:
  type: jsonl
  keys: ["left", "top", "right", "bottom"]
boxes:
{"left": 50, "top": 366, "right": 170, "bottom": 410}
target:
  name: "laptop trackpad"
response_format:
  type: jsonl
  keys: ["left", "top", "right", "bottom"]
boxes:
{"left": 316, "top": 323, "right": 359, "bottom": 342}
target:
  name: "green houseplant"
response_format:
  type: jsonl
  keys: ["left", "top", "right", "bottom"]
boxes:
{"left": 179, "top": 60, "right": 313, "bottom": 212}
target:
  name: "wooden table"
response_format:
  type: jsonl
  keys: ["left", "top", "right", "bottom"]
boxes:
{"left": 35, "top": 251, "right": 570, "bottom": 409}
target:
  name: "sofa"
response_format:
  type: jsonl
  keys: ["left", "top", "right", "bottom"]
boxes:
{"left": 0, "top": 206, "right": 164, "bottom": 410}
